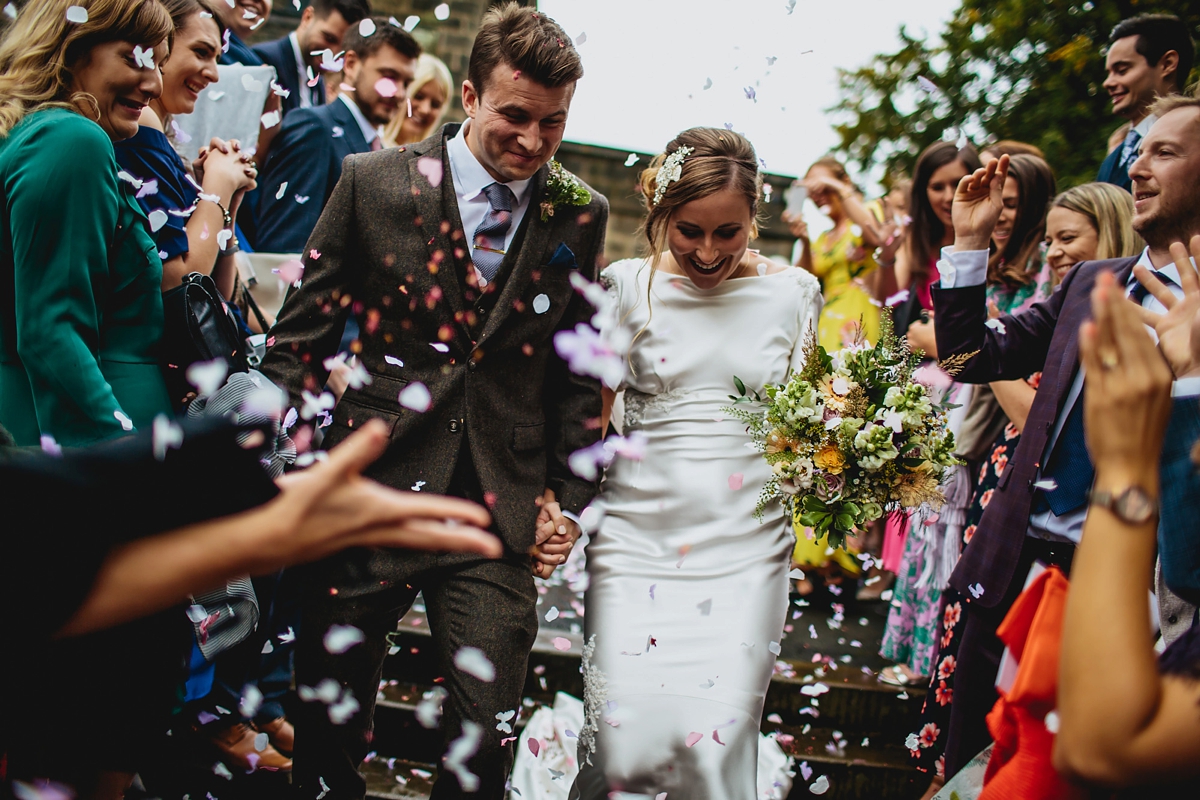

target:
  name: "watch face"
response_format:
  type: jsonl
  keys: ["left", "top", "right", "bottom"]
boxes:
{"left": 1114, "top": 486, "right": 1156, "bottom": 524}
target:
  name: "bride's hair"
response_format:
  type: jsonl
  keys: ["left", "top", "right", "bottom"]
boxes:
{"left": 626, "top": 128, "right": 764, "bottom": 358}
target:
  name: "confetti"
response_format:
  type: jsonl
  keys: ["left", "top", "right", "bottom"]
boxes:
{"left": 884, "top": 289, "right": 910, "bottom": 307}
{"left": 323, "top": 624, "right": 365, "bottom": 654}
{"left": 728, "top": 472, "right": 744, "bottom": 490}
{"left": 415, "top": 686, "right": 447, "bottom": 728}
{"left": 768, "top": 641, "right": 782, "bottom": 655}
{"left": 495, "top": 709, "right": 516, "bottom": 733}
{"left": 152, "top": 415, "right": 183, "bottom": 461}
{"left": 985, "top": 317, "right": 1007, "bottom": 334}
{"left": 744, "top": 86, "right": 756, "bottom": 102}
{"left": 685, "top": 731, "right": 703, "bottom": 747}
{"left": 300, "top": 389, "right": 335, "bottom": 420}
{"left": 3, "top": 4, "right": 16, "bottom": 20}
{"left": 403, "top": 14, "right": 420, "bottom": 31}
{"left": 39, "top": 434, "right": 61, "bottom": 457}
{"left": 213, "top": 762, "right": 233, "bottom": 780}
{"left": 1033, "top": 478, "right": 1058, "bottom": 491}
{"left": 375, "top": 76, "right": 398, "bottom": 98}
{"left": 434, "top": 3, "right": 450, "bottom": 20}
{"left": 114, "top": 410, "right": 134, "bottom": 431}
{"left": 454, "top": 646, "right": 495, "bottom": 682}
{"left": 398, "top": 382, "right": 432, "bottom": 412}
{"left": 766, "top": 56, "right": 778, "bottom": 66}
{"left": 385, "top": 355, "right": 405, "bottom": 368}
{"left": 241, "top": 73, "right": 263, "bottom": 92}
{"left": 552, "top": 637, "right": 572, "bottom": 651}
{"left": 314, "top": 49, "right": 344, "bottom": 72}
{"left": 65, "top": 5, "right": 88, "bottom": 23}
{"left": 444, "top": 722, "right": 483, "bottom": 791}
{"left": 969, "top": 583, "right": 985, "bottom": 599}
{"left": 358, "top": 17, "right": 376, "bottom": 36}
{"left": 331, "top": 125, "right": 344, "bottom": 138}
{"left": 799, "top": 761, "right": 813, "bottom": 780}
{"left": 545, "top": 606, "right": 560, "bottom": 622}
{"left": 532, "top": 293, "right": 551, "bottom": 314}
{"left": 917, "top": 75, "right": 939, "bottom": 94}
{"left": 527, "top": 737, "right": 540, "bottom": 757}
{"left": 416, "top": 156, "right": 444, "bottom": 187}
{"left": 624, "top": 153, "right": 639, "bottom": 167}
{"left": 132, "top": 45, "right": 154, "bottom": 69}
{"left": 801, "top": 682, "right": 829, "bottom": 696}
{"left": 275, "top": 181, "right": 288, "bottom": 199}
{"left": 697, "top": 599, "right": 712, "bottom": 616}
{"left": 261, "top": 109, "right": 281, "bottom": 129}
{"left": 809, "top": 775, "right": 830, "bottom": 794}
{"left": 1044, "top": 710, "right": 1060, "bottom": 733}
{"left": 147, "top": 209, "right": 168, "bottom": 232}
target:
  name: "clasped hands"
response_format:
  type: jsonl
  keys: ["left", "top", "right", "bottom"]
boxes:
{"left": 530, "top": 488, "right": 582, "bottom": 579}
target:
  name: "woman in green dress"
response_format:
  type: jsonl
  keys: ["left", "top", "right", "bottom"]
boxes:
{"left": 0, "top": 0, "right": 174, "bottom": 449}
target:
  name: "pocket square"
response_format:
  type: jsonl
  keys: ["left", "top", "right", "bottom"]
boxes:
{"left": 548, "top": 243, "right": 576, "bottom": 268}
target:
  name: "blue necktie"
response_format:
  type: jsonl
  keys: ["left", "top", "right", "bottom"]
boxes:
{"left": 472, "top": 183, "right": 515, "bottom": 284}
{"left": 1130, "top": 270, "right": 1173, "bottom": 305}
{"left": 1118, "top": 128, "right": 1142, "bottom": 172}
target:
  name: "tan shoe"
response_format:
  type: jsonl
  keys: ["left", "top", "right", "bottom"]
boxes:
{"left": 258, "top": 716, "right": 295, "bottom": 755}
{"left": 208, "top": 722, "right": 293, "bottom": 772}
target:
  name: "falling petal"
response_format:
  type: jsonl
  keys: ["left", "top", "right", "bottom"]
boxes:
{"left": 552, "top": 637, "right": 571, "bottom": 651}
{"left": 443, "top": 722, "right": 482, "bottom": 791}
{"left": 65, "top": 5, "right": 88, "bottom": 23}
{"left": 434, "top": 3, "right": 450, "bottom": 20}
{"left": 624, "top": 153, "right": 639, "bottom": 167}
{"left": 416, "top": 156, "right": 443, "bottom": 187}
{"left": 261, "top": 109, "right": 281, "bottom": 129}
{"left": 527, "top": 737, "right": 540, "bottom": 757}
{"left": 809, "top": 775, "right": 830, "bottom": 795}
{"left": 544, "top": 606, "right": 560, "bottom": 622}
{"left": 358, "top": 17, "right": 376, "bottom": 36}
{"left": 685, "top": 731, "right": 703, "bottom": 747}
{"left": 375, "top": 76, "right": 398, "bottom": 98}
{"left": 403, "top": 14, "right": 419, "bottom": 31}
{"left": 415, "top": 686, "right": 447, "bottom": 728}
{"left": 532, "top": 293, "right": 551, "bottom": 314}
{"left": 323, "top": 624, "right": 365, "bottom": 654}
{"left": 454, "top": 646, "right": 496, "bottom": 682}
{"left": 147, "top": 209, "right": 168, "bottom": 232}
{"left": 398, "top": 382, "right": 432, "bottom": 412}
{"left": 917, "top": 75, "right": 939, "bottom": 94}
{"left": 728, "top": 472, "right": 744, "bottom": 490}
{"left": 275, "top": 181, "right": 289, "bottom": 199}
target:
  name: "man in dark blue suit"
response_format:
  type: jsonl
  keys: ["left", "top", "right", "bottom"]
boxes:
{"left": 1096, "top": 14, "right": 1193, "bottom": 191}
{"left": 255, "top": 19, "right": 418, "bottom": 253}
{"left": 252, "top": 0, "right": 371, "bottom": 118}
{"left": 213, "top": 0, "right": 269, "bottom": 66}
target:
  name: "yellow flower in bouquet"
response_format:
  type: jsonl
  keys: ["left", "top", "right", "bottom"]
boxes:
{"left": 813, "top": 443, "right": 846, "bottom": 475}
{"left": 895, "top": 462, "right": 945, "bottom": 510}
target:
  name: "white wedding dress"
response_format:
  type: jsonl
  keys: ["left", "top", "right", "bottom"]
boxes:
{"left": 571, "top": 258, "right": 822, "bottom": 800}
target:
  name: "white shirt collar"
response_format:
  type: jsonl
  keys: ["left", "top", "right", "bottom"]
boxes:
{"left": 1132, "top": 114, "right": 1157, "bottom": 138}
{"left": 288, "top": 31, "right": 306, "bottom": 74}
{"left": 338, "top": 93, "right": 380, "bottom": 147}
{"left": 445, "top": 121, "right": 533, "bottom": 204}
{"left": 1129, "top": 245, "right": 1192, "bottom": 288}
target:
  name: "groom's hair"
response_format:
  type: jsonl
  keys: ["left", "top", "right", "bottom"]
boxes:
{"left": 468, "top": 2, "right": 583, "bottom": 98}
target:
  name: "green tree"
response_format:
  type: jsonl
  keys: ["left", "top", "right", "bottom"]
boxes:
{"left": 831, "top": 1, "right": 1200, "bottom": 189}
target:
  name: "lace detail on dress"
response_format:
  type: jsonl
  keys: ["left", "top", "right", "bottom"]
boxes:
{"left": 623, "top": 387, "right": 685, "bottom": 430}
{"left": 579, "top": 634, "right": 607, "bottom": 765}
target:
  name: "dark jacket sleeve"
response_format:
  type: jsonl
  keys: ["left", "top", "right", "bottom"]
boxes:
{"left": 254, "top": 109, "right": 332, "bottom": 253}
{"left": 542, "top": 197, "right": 609, "bottom": 516}
{"left": 113, "top": 129, "right": 197, "bottom": 262}
{"left": 258, "top": 153, "right": 360, "bottom": 419}
{"left": 1159, "top": 395, "right": 1200, "bottom": 603}
{"left": 932, "top": 269, "right": 1071, "bottom": 384}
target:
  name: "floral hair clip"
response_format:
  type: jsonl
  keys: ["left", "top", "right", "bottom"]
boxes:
{"left": 652, "top": 145, "right": 694, "bottom": 206}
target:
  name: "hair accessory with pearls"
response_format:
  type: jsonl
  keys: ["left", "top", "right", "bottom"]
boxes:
{"left": 652, "top": 145, "right": 694, "bottom": 206}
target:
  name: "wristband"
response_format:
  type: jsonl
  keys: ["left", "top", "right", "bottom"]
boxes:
{"left": 205, "top": 196, "right": 233, "bottom": 229}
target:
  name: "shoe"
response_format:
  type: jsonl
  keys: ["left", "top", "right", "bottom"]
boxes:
{"left": 880, "top": 665, "right": 928, "bottom": 687}
{"left": 208, "top": 722, "right": 293, "bottom": 772}
{"left": 259, "top": 716, "right": 295, "bottom": 755}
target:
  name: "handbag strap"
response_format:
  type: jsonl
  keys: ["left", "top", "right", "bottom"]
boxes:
{"left": 241, "top": 280, "right": 271, "bottom": 333}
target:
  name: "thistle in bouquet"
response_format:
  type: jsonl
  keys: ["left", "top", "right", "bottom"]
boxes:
{"left": 727, "top": 311, "right": 963, "bottom": 552}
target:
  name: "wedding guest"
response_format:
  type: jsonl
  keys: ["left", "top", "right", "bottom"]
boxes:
{"left": 254, "top": 18, "right": 418, "bottom": 253}
{"left": 883, "top": 154, "right": 1057, "bottom": 692}
{"left": 213, "top": 0, "right": 267, "bottom": 66}
{"left": 980, "top": 139, "right": 1045, "bottom": 164}
{"left": 259, "top": 5, "right": 607, "bottom": 795}
{"left": 114, "top": 0, "right": 257, "bottom": 299}
{"left": 381, "top": 52, "right": 452, "bottom": 147}
{"left": 1055, "top": 249, "right": 1200, "bottom": 791}
{"left": 252, "top": 0, "right": 371, "bottom": 117}
{"left": 907, "top": 180, "right": 1142, "bottom": 793}
{"left": 927, "top": 93, "right": 1200, "bottom": 779}
{"left": 894, "top": 141, "right": 981, "bottom": 339}
{"left": 1098, "top": 14, "right": 1193, "bottom": 190}
{"left": 572, "top": 127, "right": 822, "bottom": 800}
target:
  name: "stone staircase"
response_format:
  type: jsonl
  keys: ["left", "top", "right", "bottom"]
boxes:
{"left": 362, "top": 580, "right": 930, "bottom": 800}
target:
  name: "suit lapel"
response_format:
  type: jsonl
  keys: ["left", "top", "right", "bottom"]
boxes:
{"left": 476, "top": 166, "right": 552, "bottom": 345}
{"left": 409, "top": 127, "right": 468, "bottom": 332}
{"left": 328, "top": 98, "right": 370, "bottom": 154}
{"left": 1052, "top": 256, "right": 1138, "bottom": 408}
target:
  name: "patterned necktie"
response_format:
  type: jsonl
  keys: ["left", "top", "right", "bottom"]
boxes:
{"left": 472, "top": 183, "right": 515, "bottom": 284}
{"left": 1118, "top": 128, "right": 1142, "bottom": 172}
{"left": 370, "top": 135, "right": 383, "bottom": 152}
{"left": 1129, "top": 270, "right": 1174, "bottom": 305}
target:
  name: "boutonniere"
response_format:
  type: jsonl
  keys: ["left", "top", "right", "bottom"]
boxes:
{"left": 540, "top": 160, "right": 591, "bottom": 222}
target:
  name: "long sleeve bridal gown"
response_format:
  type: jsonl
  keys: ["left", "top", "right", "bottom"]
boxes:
{"left": 571, "top": 258, "right": 822, "bottom": 800}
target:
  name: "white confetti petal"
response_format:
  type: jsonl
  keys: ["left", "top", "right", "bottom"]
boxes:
{"left": 454, "top": 646, "right": 496, "bottom": 682}
{"left": 1044, "top": 710, "right": 1060, "bottom": 733}
{"left": 416, "top": 686, "right": 447, "bottom": 728}
{"left": 545, "top": 606, "right": 560, "bottom": 622}
{"left": 187, "top": 359, "right": 228, "bottom": 396}
{"left": 358, "top": 17, "right": 376, "bottom": 36}
{"left": 532, "top": 293, "right": 551, "bottom": 314}
{"left": 275, "top": 181, "right": 288, "bottom": 199}
{"left": 65, "top": 5, "right": 88, "bottom": 23}
{"left": 147, "top": 209, "right": 168, "bottom": 232}
{"left": 385, "top": 354, "right": 405, "bottom": 367}
{"left": 398, "top": 382, "right": 432, "bottom": 412}
{"left": 809, "top": 774, "right": 830, "bottom": 794}
{"left": 434, "top": 3, "right": 450, "bottom": 20}
{"left": 323, "top": 624, "right": 365, "bottom": 654}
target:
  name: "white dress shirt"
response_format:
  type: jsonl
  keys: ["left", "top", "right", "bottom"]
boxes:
{"left": 937, "top": 246, "right": 1198, "bottom": 543}
{"left": 338, "top": 93, "right": 380, "bottom": 149}
{"left": 289, "top": 32, "right": 313, "bottom": 109}
{"left": 445, "top": 122, "right": 534, "bottom": 286}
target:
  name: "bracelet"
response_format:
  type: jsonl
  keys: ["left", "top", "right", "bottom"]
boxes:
{"left": 205, "top": 196, "right": 232, "bottom": 229}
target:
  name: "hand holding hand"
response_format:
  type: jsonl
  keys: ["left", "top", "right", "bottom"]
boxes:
{"left": 199, "top": 137, "right": 258, "bottom": 197}
{"left": 906, "top": 315, "right": 938, "bottom": 360}
{"left": 1134, "top": 236, "right": 1200, "bottom": 379}
{"left": 530, "top": 489, "right": 581, "bottom": 579}
{"left": 1080, "top": 271, "right": 1173, "bottom": 486}
{"left": 952, "top": 154, "right": 1009, "bottom": 252}
{"left": 260, "top": 421, "right": 501, "bottom": 570}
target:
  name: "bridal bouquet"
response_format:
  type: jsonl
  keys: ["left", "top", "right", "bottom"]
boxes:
{"left": 727, "top": 313, "right": 962, "bottom": 552}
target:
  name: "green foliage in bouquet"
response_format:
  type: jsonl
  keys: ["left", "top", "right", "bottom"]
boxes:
{"left": 726, "top": 310, "right": 963, "bottom": 552}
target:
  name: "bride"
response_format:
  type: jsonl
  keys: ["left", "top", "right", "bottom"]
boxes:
{"left": 569, "top": 127, "right": 822, "bottom": 799}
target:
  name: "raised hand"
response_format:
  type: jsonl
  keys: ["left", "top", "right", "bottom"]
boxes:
{"left": 1133, "top": 236, "right": 1200, "bottom": 379}
{"left": 951, "top": 154, "right": 1009, "bottom": 252}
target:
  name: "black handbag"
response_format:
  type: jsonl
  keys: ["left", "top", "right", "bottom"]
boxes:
{"left": 161, "top": 272, "right": 249, "bottom": 409}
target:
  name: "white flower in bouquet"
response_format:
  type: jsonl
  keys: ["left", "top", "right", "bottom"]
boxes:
{"left": 777, "top": 380, "right": 824, "bottom": 426}
{"left": 853, "top": 422, "right": 900, "bottom": 471}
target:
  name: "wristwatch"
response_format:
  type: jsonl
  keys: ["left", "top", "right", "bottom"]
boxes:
{"left": 1088, "top": 485, "right": 1159, "bottom": 525}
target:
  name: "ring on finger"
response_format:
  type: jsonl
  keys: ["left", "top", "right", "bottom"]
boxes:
{"left": 1099, "top": 350, "right": 1119, "bottom": 370}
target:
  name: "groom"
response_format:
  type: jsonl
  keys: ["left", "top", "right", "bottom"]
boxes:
{"left": 259, "top": 4, "right": 607, "bottom": 797}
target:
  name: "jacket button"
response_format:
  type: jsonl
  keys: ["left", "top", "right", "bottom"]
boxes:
{"left": 1169, "top": 614, "right": 1179, "bottom": 624}
{"left": 468, "top": 360, "right": 478, "bottom": 370}
{"left": 448, "top": 419, "right": 462, "bottom": 433}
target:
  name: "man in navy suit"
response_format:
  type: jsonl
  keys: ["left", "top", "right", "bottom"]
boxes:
{"left": 931, "top": 94, "right": 1200, "bottom": 775}
{"left": 213, "top": 0, "right": 270, "bottom": 66}
{"left": 252, "top": 0, "right": 371, "bottom": 117}
{"left": 1096, "top": 14, "right": 1193, "bottom": 191}
{"left": 255, "top": 19, "right": 418, "bottom": 253}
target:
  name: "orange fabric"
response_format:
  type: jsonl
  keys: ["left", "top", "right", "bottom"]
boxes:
{"left": 978, "top": 567, "right": 1088, "bottom": 800}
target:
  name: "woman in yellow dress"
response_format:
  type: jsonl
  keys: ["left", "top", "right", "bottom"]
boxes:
{"left": 784, "top": 158, "right": 891, "bottom": 581}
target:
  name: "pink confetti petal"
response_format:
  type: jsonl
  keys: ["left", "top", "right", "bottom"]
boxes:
{"left": 527, "top": 737, "right": 540, "bottom": 757}
{"left": 272, "top": 259, "right": 305, "bottom": 285}
{"left": 712, "top": 729, "right": 726, "bottom": 745}
{"left": 374, "top": 77, "right": 398, "bottom": 98}
{"left": 685, "top": 731, "right": 703, "bottom": 748}
{"left": 552, "top": 637, "right": 571, "bottom": 651}
{"left": 416, "top": 156, "right": 444, "bottom": 187}
{"left": 728, "top": 472, "right": 744, "bottom": 490}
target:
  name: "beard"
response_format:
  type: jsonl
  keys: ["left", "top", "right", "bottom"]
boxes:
{"left": 1135, "top": 184, "right": 1200, "bottom": 250}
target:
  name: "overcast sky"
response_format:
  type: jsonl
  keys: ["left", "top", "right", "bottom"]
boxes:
{"left": 541, "top": 0, "right": 960, "bottom": 182}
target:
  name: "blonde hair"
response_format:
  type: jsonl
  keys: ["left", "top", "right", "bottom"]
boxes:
{"left": 0, "top": 0, "right": 172, "bottom": 138}
{"left": 1051, "top": 182, "right": 1144, "bottom": 260}
{"left": 628, "top": 127, "right": 763, "bottom": 357}
{"left": 383, "top": 53, "right": 453, "bottom": 147}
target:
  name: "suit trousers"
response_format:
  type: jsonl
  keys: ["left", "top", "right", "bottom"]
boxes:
{"left": 294, "top": 442, "right": 539, "bottom": 799}
{"left": 943, "top": 536, "right": 1075, "bottom": 776}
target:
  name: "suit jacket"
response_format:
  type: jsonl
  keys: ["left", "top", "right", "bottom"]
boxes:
{"left": 219, "top": 32, "right": 263, "bottom": 67}
{"left": 1159, "top": 395, "right": 1200, "bottom": 603}
{"left": 260, "top": 123, "right": 609, "bottom": 554}
{"left": 1096, "top": 145, "right": 1132, "bottom": 191}
{"left": 251, "top": 35, "right": 325, "bottom": 117}
{"left": 933, "top": 256, "right": 1138, "bottom": 607}
{"left": 254, "top": 98, "right": 371, "bottom": 253}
